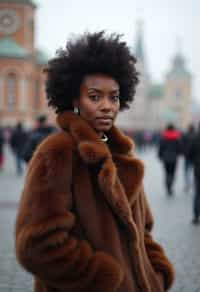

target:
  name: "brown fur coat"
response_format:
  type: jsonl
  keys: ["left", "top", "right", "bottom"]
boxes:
{"left": 15, "top": 111, "right": 174, "bottom": 292}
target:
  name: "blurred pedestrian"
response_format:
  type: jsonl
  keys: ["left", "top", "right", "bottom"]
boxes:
{"left": 181, "top": 124, "right": 195, "bottom": 192}
{"left": 10, "top": 122, "right": 27, "bottom": 175}
{"left": 15, "top": 31, "right": 174, "bottom": 292}
{"left": 22, "top": 114, "right": 56, "bottom": 163}
{"left": 188, "top": 123, "right": 200, "bottom": 224}
{"left": 0, "top": 126, "right": 5, "bottom": 171}
{"left": 158, "top": 123, "right": 182, "bottom": 195}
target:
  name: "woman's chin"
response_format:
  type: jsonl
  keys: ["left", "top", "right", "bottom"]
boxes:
{"left": 95, "top": 125, "right": 112, "bottom": 133}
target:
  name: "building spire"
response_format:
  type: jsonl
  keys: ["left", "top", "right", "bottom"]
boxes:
{"left": 135, "top": 20, "right": 145, "bottom": 63}
{"left": 134, "top": 20, "right": 149, "bottom": 80}
{"left": 167, "top": 37, "right": 191, "bottom": 79}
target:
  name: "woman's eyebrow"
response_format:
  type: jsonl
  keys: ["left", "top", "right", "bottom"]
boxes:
{"left": 88, "top": 88, "right": 119, "bottom": 93}
{"left": 88, "top": 88, "right": 102, "bottom": 92}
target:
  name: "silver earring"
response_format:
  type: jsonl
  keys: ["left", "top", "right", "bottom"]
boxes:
{"left": 73, "top": 107, "right": 79, "bottom": 114}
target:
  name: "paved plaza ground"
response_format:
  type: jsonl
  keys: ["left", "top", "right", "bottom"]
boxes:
{"left": 0, "top": 146, "right": 200, "bottom": 292}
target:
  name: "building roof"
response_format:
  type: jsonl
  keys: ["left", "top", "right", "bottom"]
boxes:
{"left": 148, "top": 84, "right": 163, "bottom": 98}
{"left": 0, "top": 0, "right": 37, "bottom": 8}
{"left": 0, "top": 37, "right": 29, "bottom": 59}
{"left": 34, "top": 49, "right": 49, "bottom": 65}
{"left": 0, "top": 37, "right": 49, "bottom": 64}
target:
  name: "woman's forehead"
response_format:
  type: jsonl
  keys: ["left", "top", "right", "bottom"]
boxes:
{"left": 81, "top": 74, "right": 119, "bottom": 91}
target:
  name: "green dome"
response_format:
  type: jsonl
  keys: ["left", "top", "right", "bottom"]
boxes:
{"left": 0, "top": 37, "right": 29, "bottom": 59}
{"left": 0, "top": 0, "right": 37, "bottom": 8}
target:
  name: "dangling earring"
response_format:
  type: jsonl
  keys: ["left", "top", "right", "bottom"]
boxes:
{"left": 73, "top": 107, "right": 79, "bottom": 114}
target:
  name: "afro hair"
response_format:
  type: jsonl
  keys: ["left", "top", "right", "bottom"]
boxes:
{"left": 44, "top": 31, "right": 139, "bottom": 113}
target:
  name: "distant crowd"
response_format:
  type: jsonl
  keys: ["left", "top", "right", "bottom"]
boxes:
{"left": 0, "top": 115, "right": 56, "bottom": 175}
{"left": 130, "top": 123, "right": 200, "bottom": 225}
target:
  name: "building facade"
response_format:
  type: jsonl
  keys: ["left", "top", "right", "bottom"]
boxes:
{"left": 0, "top": 0, "right": 51, "bottom": 127}
{"left": 117, "top": 22, "right": 193, "bottom": 131}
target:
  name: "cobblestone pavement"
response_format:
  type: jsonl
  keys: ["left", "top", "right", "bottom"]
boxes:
{"left": 0, "top": 147, "right": 200, "bottom": 292}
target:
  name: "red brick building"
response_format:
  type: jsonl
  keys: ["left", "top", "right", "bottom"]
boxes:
{"left": 0, "top": 0, "right": 54, "bottom": 127}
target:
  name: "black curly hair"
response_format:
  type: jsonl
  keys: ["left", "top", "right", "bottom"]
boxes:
{"left": 44, "top": 31, "right": 139, "bottom": 114}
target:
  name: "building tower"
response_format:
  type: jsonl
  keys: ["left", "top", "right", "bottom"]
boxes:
{"left": 133, "top": 20, "right": 151, "bottom": 129}
{"left": 117, "top": 21, "right": 150, "bottom": 131}
{"left": 0, "top": 0, "right": 49, "bottom": 126}
{"left": 164, "top": 49, "right": 192, "bottom": 129}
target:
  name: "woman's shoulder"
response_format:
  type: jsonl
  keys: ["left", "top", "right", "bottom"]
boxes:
{"left": 26, "top": 130, "right": 75, "bottom": 187}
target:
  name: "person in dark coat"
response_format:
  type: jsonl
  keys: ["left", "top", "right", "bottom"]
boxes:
{"left": 158, "top": 123, "right": 182, "bottom": 195}
{"left": 181, "top": 124, "right": 196, "bottom": 192}
{"left": 22, "top": 115, "right": 56, "bottom": 163}
{"left": 15, "top": 31, "right": 174, "bottom": 292}
{"left": 188, "top": 123, "right": 200, "bottom": 224}
{"left": 0, "top": 126, "right": 4, "bottom": 171}
{"left": 10, "top": 122, "right": 27, "bottom": 175}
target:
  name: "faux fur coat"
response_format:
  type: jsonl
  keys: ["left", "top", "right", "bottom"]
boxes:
{"left": 15, "top": 111, "right": 174, "bottom": 292}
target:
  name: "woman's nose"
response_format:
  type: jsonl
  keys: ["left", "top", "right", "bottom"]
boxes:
{"left": 100, "top": 97, "right": 112, "bottom": 111}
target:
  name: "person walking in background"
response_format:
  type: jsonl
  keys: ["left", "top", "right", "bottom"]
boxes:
{"left": 158, "top": 123, "right": 182, "bottom": 195}
{"left": 15, "top": 31, "right": 174, "bottom": 292}
{"left": 188, "top": 123, "right": 200, "bottom": 224}
{"left": 10, "top": 122, "right": 27, "bottom": 176}
{"left": 181, "top": 124, "right": 196, "bottom": 193}
{"left": 22, "top": 114, "right": 56, "bottom": 163}
{"left": 0, "top": 126, "right": 5, "bottom": 172}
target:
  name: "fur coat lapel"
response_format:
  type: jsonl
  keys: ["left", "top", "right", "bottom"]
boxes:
{"left": 57, "top": 111, "right": 144, "bottom": 234}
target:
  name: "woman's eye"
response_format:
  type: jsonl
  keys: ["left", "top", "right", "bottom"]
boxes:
{"left": 89, "top": 95, "right": 99, "bottom": 101}
{"left": 111, "top": 95, "right": 120, "bottom": 101}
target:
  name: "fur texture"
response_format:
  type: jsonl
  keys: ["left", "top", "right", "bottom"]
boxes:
{"left": 15, "top": 111, "right": 174, "bottom": 292}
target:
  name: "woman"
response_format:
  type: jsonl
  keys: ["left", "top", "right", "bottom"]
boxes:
{"left": 15, "top": 31, "right": 174, "bottom": 292}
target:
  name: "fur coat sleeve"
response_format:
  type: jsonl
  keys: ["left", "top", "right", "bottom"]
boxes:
{"left": 142, "top": 190, "right": 175, "bottom": 290}
{"left": 15, "top": 133, "right": 124, "bottom": 292}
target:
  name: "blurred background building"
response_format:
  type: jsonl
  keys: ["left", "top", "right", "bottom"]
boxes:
{"left": 0, "top": 0, "right": 194, "bottom": 130}
{"left": 0, "top": 0, "right": 51, "bottom": 127}
{"left": 117, "top": 21, "right": 193, "bottom": 131}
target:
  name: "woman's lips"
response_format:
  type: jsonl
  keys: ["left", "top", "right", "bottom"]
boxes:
{"left": 96, "top": 117, "right": 113, "bottom": 124}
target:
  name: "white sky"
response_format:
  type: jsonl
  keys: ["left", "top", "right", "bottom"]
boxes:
{"left": 35, "top": 0, "right": 199, "bottom": 102}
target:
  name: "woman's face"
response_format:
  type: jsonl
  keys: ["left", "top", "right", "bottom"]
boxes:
{"left": 74, "top": 74, "right": 120, "bottom": 136}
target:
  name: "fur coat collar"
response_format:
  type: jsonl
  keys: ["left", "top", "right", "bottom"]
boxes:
{"left": 57, "top": 111, "right": 144, "bottom": 236}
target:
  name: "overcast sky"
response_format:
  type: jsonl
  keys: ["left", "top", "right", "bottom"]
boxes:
{"left": 35, "top": 0, "right": 199, "bottom": 102}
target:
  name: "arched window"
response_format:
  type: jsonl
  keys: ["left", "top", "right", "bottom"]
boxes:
{"left": 6, "top": 73, "right": 17, "bottom": 111}
{"left": 34, "top": 79, "right": 40, "bottom": 110}
{"left": 20, "top": 77, "right": 27, "bottom": 110}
